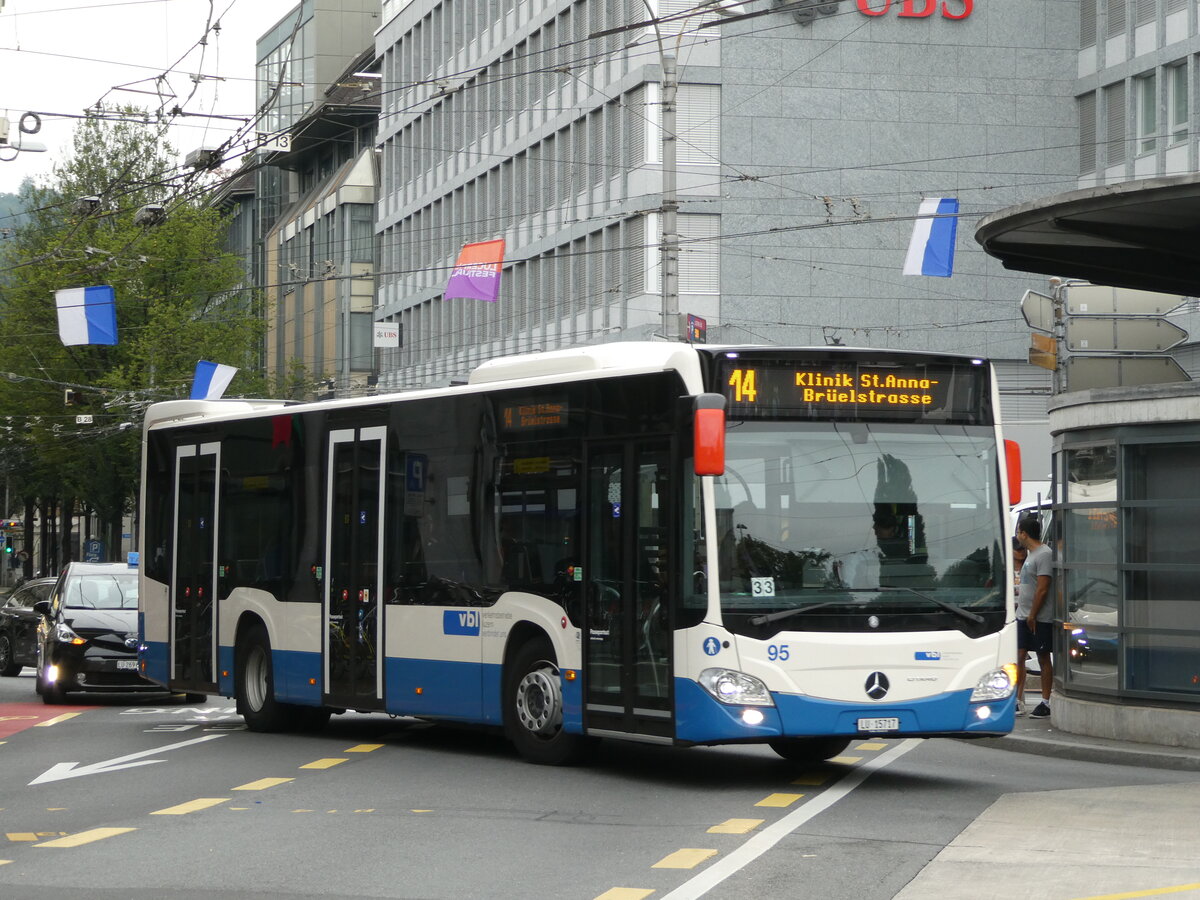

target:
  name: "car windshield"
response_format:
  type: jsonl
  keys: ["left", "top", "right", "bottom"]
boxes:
{"left": 63, "top": 573, "right": 139, "bottom": 610}
{"left": 711, "top": 421, "right": 1005, "bottom": 637}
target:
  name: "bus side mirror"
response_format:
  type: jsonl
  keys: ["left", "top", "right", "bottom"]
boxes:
{"left": 1005, "top": 439, "right": 1022, "bottom": 507}
{"left": 694, "top": 393, "right": 726, "bottom": 476}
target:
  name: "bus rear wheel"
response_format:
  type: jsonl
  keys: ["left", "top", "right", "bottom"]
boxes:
{"left": 506, "top": 638, "right": 591, "bottom": 766}
{"left": 768, "top": 737, "right": 851, "bottom": 763}
{"left": 236, "top": 624, "right": 290, "bottom": 732}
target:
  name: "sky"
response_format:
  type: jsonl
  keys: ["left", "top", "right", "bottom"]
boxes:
{"left": 0, "top": 0, "right": 298, "bottom": 194}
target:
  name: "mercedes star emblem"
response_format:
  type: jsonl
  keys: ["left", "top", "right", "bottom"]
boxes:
{"left": 865, "top": 671, "right": 890, "bottom": 700}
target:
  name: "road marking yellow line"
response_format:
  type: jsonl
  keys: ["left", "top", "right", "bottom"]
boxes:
{"left": 594, "top": 889, "right": 655, "bottom": 899}
{"left": 827, "top": 755, "right": 863, "bottom": 764}
{"left": 0, "top": 860, "right": 10, "bottom": 866}
{"left": 790, "top": 773, "right": 830, "bottom": 786}
{"left": 151, "top": 798, "right": 231, "bottom": 815}
{"left": 755, "top": 793, "right": 804, "bottom": 808}
{"left": 6, "top": 833, "right": 38, "bottom": 842}
{"left": 1072, "top": 884, "right": 1200, "bottom": 900}
{"left": 232, "top": 777, "right": 294, "bottom": 791}
{"left": 300, "top": 758, "right": 347, "bottom": 769}
{"left": 34, "top": 713, "right": 82, "bottom": 728}
{"left": 652, "top": 848, "right": 718, "bottom": 869}
{"left": 856, "top": 742, "right": 888, "bottom": 751}
{"left": 344, "top": 744, "right": 383, "bottom": 753}
{"left": 34, "top": 827, "right": 136, "bottom": 848}
{"left": 708, "top": 819, "right": 764, "bottom": 835}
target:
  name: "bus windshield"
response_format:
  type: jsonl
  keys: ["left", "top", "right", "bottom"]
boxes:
{"left": 713, "top": 421, "right": 1005, "bottom": 638}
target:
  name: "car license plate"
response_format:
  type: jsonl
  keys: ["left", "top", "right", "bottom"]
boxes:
{"left": 856, "top": 717, "right": 900, "bottom": 732}
{"left": 116, "top": 659, "right": 138, "bottom": 670}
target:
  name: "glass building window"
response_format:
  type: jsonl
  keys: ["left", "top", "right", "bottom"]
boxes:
{"left": 1168, "top": 63, "right": 1188, "bottom": 145}
{"left": 1136, "top": 72, "right": 1157, "bottom": 155}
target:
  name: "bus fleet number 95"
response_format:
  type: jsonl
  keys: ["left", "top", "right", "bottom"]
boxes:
{"left": 767, "top": 644, "right": 790, "bottom": 661}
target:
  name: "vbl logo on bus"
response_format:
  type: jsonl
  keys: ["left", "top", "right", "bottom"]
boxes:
{"left": 443, "top": 610, "right": 481, "bottom": 636}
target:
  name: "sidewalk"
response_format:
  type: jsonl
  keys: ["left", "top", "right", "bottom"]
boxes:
{"left": 968, "top": 681, "right": 1200, "bottom": 772}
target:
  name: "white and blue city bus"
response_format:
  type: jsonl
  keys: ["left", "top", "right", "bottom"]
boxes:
{"left": 138, "top": 343, "right": 1021, "bottom": 764}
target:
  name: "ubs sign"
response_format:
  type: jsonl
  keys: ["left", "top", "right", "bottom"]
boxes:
{"left": 784, "top": 0, "right": 974, "bottom": 24}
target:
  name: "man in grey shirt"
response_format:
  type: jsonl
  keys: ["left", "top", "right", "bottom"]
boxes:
{"left": 1016, "top": 516, "right": 1054, "bottom": 718}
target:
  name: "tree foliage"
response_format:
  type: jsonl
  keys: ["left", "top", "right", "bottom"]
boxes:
{"left": 0, "top": 112, "right": 265, "bottom": 556}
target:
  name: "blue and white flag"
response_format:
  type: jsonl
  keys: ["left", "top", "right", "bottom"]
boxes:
{"left": 190, "top": 361, "right": 238, "bottom": 400}
{"left": 903, "top": 197, "right": 958, "bottom": 278}
{"left": 55, "top": 285, "right": 118, "bottom": 346}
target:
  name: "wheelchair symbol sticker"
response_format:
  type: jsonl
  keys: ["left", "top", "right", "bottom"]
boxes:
{"left": 703, "top": 637, "right": 721, "bottom": 656}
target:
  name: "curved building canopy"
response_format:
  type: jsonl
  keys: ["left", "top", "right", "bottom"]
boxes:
{"left": 976, "top": 174, "right": 1200, "bottom": 296}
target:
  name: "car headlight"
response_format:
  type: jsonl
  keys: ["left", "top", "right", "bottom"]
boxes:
{"left": 970, "top": 665, "right": 1017, "bottom": 702}
{"left": 699, "top": 668, "right": 775, "bottom": 706}
{"left": 54, "top": 622, "right": 86, "bottom": 646}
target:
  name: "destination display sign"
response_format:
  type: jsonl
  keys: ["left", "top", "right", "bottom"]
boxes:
{"left": 499, "top": 399, "right": 568, "bottom": 432}
{"left": 716, "top": 357, "right": 989, "bottom": 423}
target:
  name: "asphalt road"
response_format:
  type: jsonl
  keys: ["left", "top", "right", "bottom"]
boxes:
{"left": 0, "top": 669, "right": 1195, "bottom": 900}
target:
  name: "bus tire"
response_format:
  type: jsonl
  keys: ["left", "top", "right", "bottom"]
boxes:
{"left": 768, "top": 737, "right": 851, "bottom": 763}
{"left": 505, "top": 638, "right": 590, "bottom": 766}
{"left": 236, "top": 624, "right": 290, "bottom": 733}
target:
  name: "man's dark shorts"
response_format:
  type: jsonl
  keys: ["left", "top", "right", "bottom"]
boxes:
{"left": 1018, "top": 619, "right": 1053, "bottom": 654}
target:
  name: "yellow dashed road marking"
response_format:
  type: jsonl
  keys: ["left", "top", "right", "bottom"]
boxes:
{"left": 755, "top": 793, "right": 804, "bottom": 808}
{"left": 411, "top": 809, "right": 431, "bottom": 813}
{"left": 855, "top": 742, "right": 888, "bottom": 751}
{"left": 233, "top": 777, "right": 294, "bottom": 791}
{"left": 292, "top": 809, "right": 314, "bottom": 813}
{"left": 8, "top": 832, "right": 67, "bottom": 842}
{"left": 35, "top": 713, "right": 82, "bottom": 728}
{"left": 1072, "top": 884, "right": 1200, "bottom": 900}
{"left": 0, "top": 860, "right": 10, "bottom": 866}
{"left": 300, "top": 758, "right": 347, "bottom": 769}
{"left": 344, "top": 744, "right": 383, "bottom": 753}
{"left": 594, "top": 889, "right": 655, "bottom": 899}
{"left": 708, "top": 818, "right": 763, "bottom": 835}
{"left": 35, "top": 827, "right": 136, "bottom": 848}
{"left": 791, "top": 773, "right": 830, "bottom": 786}
{"left": 151, "top": 798, "right": 231, "bottom": 816}
{"left": 827, "top": 755, "right": 863, "bottom": 765}
{"left": 652, "top": 848, "right": 718, "bottom": 869}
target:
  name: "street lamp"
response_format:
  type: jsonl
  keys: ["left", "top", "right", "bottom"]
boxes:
{"left": 641, "top": 1, "right": 739, "bottom": 341}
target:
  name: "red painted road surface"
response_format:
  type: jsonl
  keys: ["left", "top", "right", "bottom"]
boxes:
{"left": 0, "top": 702, "right": 92, "bottom": 739}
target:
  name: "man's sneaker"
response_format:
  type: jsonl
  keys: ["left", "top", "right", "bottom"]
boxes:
{"left": 1030, "top": 701, "right": 1051, "bottom": 719}
{"left": 1014, "top": 699, "right": 1025, "bottom": 717}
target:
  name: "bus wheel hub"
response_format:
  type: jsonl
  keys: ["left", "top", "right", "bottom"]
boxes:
{"left": 516, "top": 664, "right": 562, "bottom": 737}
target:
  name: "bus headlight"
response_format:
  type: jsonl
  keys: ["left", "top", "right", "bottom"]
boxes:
{"left": 969, "top": 665, "right": 1017, "bottom": 702}
{"left": 699, "top": 668, "right": 775, "bottom": 707}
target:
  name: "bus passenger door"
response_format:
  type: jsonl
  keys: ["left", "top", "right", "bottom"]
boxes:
{"left": 584, "top": 440, "right": 673, "bottom": 740}
{"left": 325, "top": 427, "right": 386, "bottom": 709}
{"left": 171, "top": 442, "right": 219, "bottom": 692}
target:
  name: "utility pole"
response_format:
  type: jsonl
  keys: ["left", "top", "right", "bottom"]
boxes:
{"left": 661, "top": 52, "right": 680, "bottom": 342}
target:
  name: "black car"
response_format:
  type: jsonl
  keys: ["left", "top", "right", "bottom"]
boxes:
{"left": 0, "top": 577, "right": 57, "bottom": 676}
{"left": 34, "top": 561, "right": 158, "bottom": 703}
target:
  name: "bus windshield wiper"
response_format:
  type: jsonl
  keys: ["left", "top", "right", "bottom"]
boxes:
{"left": 876, "top": 587, "right": 984, "bottom": 625}
{"left": 749, "top": 601, "right": 844, "bottom": 626}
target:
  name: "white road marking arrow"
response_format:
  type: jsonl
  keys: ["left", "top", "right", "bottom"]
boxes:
{"left": 28, "top": 734, "right": 227, "bottom": 785}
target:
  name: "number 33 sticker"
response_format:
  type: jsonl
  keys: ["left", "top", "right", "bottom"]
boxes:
{"left": 750, "top": 577, "right": 775, "bottom": 597}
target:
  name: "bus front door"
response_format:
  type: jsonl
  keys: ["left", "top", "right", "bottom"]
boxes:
{"left": 584, "top": 440, "right": 673, "bottom": 741}
{"left": 171, "top": 442, "right": 219, "bottom": 692}
{"left": 324, "top": 427, "right": 386, "bottom": 709}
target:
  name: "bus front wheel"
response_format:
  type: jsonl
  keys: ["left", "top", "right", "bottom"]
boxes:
{"left": 768, "top": 737, "right": 850, "bottom": 763}
{"left": 505, "top": 638, "right": 591, "bottom": 766}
